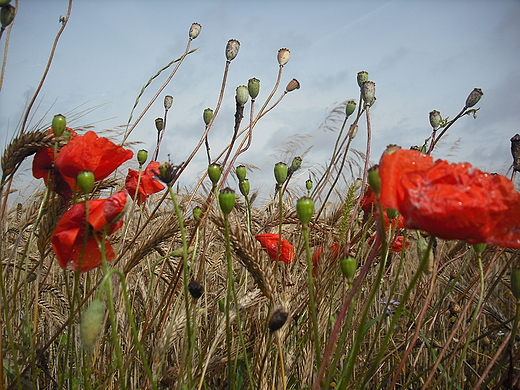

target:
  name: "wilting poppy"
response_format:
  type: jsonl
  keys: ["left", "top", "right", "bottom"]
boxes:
{"left": 55, "top": 131, "right": 133, "bottom": 190}
{"left": 125, "top": 161, "right": 165, "bottom": 204}
{"left": 255, "top": 233, "right": 295, "bottom": 264}
{"left": 379, "top": 148, "right": 520, "bottom": 248}
{"left": 52, "top": 191, "right": 128, "bottom": 272}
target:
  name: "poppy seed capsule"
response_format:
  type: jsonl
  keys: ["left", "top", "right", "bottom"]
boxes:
{"left": 362, "top": 81, "right": 376, "bottom": 106}
{"left": 155, "top": 118, "right": 164, "bottom": 132}
{"left": 285, "top": 78, "right": 300, "bottom": 93}
{"left": 203, "top": 108, "right": 213, "bottom": 126}
{"left": 346, "top": 100, "right": 357, "bottom": 117}
{"left": 193, "top": 207, "right": 202, "bottom": 222}
{"left": 368, "top": 166, "right": 381, "bottom": 196}
{"left": 239, "top": 178, "right": 250, "bottom": 197}
{"left": 274, "top": 162, "right": 288, "bottom": 185}
{"left": 219, "top": 187, "right": 236, "bottom": 215}
{"left": 296, "top": 196, "right": 314, "bottom": 226}
{"left": 269, "top": 308, "right": 288, "bottom": 333}
{"left": 357, "top": 71, "right": 369, "bottom": 88}
{"left": 349, "top": 124, "right": 358, "bottom": 139}
{"left": 465, "top": 88, "right": 483, "bottom": 108}
{"left": 236, "top": 85, "right": 249, "bottom": 106}
{"left": 52, "top": 114, "right": 67, "bottom": 137}
{"left": 306, "top": 179, "right": 313, "bottom": 191}
{"left": 340, "top": 257, "right": 357, "bottom": 283}
{"left": 164, "top": 95, "right": 173, "bottom": 111}
{"left": 207, "top": 163, "right": 222, "bottom": 185}
{"left": 277, "top": 48, "right": 290, "bottom": 66}
{"left": 77, "top": 170, "right": 95, "bottom": 195}
{"left": 473, "top": 243, "right": 486, "bottom": 255}
{"left": 137, "top": 149, "right": 148, "bottom": 166}
{"left": 188, "top": 280, "right": 204, "bottom": 299}
{"left": 290, "top": 156, "right": 302, "bottom": 173}
{"left": 0, "top": 4, "right": 15, "bottom": 28}
{"left": 80, "top": 299, "right": 104, "bottom": 350}
{"left": 158, "top": 161, "right": 175, "bottom": 184}
{"left": 0, "top": 1, "right": 12, "bottom": 6}
{"left": 189, "top": 22, "right": 201, "bottom": 39}
{"left": 226, "top": 39, "right": 240, "bottom": 61}
{"left": 511, "top": 267, "right": 520, "bottom": 301}
{"left": 235, "top": 165, "right": 247, "bottom": 182}
{"left": 248, "top": 78, "right": 260, "bottom": 100}
{"left": 429, "top": 110, "right": 442, "bottom": 130}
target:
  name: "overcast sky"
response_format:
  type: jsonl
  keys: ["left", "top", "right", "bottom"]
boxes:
{"left": 1, "top": 0, "right": 519, "bottom": 203}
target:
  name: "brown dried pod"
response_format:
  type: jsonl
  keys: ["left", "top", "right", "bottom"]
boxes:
{"left": 268, "top": 308, "right": 288, "bottom": 333}
{"left": 188, "top": 280, "right": 203, "bottom": 299}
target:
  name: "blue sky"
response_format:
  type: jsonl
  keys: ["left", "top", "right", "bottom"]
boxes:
{"left": 1, "top": 0, "right": 519, "bottom": 201}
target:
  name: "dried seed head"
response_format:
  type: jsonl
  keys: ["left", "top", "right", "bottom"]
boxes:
{"left": 164, "top": 95, "right": 173, "bottom": 111}
{"left": 511, "top": 134, "right": 520, "bottom": 172}
{"left": 357, "top": 71, "right": 369, "bottom": 88}
{"left": 429, "top": 110, "right": 442, "bottom": 130}
{"left": 269, "top": 308, "right": 288, "bottom": 333}
{"left": 285, "top": 78, "right": 300, "bottom": 93}
{"left": 226, "top": 39, "right": 240, "bottom": 61}
{"left": 361, "top": 81, "right": 376, "bottom": 106}
{"left": 155, "top": 118, "right": 164, "bottom": 132}
{"left": 465, "top": 88, "right": 483, "bottom": 108}
{"left": 277, "top": 48, "right": 290, "bottom": 66}
{"left": 188, "top": 280, "right": 204, "bottom": 299}
{"left": 189, "top": 22, "right": 201, "bottom": 39}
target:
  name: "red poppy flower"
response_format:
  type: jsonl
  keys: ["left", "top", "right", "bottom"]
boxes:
{"left": 379, "top": 148, "right": 520, "bottom": 248}
{"left": 55, "top": 131, "right": 133, "bottom": 190}
{"left": 361, "top": 187, "right": 405, "bottom": 230}
{"left": 255, "top": 233, "right": 295, "bottom": 264}
{"left": 52, "top": 191, "right": 128, "bottom": 272}
{"left": 125, "top": 161, "right": 165, "bottom": 204}
{"left": 368, "top": 234, "right": 410, "bottom": 253}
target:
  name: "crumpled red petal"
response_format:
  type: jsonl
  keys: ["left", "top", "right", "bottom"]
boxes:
{"left": 255, "top": 233, "right": 295, "bottom": 264}
{"left": 125, "top": 161, "right": 165, "bottom": 204}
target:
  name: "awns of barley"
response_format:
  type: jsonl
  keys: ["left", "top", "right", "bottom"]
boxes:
{"left": 1, "top": 130, "right": 53, "bottom": 181}
{"left": 211, "top": 213, "right": 275, "bottom": 300}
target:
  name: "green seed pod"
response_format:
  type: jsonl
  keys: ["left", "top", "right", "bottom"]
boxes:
{"left": 269, "top": 308, "right": 288, "bottom": 333}
{"left": 218, "top": 298, "right": 225, "bottom": 312}
{"left": 473, "top": 243, "right": 486, "bottom": 255}
{"left": 235, "top": 165, "right": 247, "bottom": 182}
{"left": 285, "top": 78, "right": 300, "bottom": 92}
{"left": 357, "top": 71, "right": 369, "bottom": 88}
{"left": 429, "top": 110, "right": 442, "bottom": 130}
{"left": 277, "top": 48, "right": 290, "bottom": 66}
{"left": 1, "top": 4, "right": 15, "bottom": 28}
{"left": 239, "top": 178, "right": 250, "bottom": 197}
{"left": 137, "top": 149, "right": 148, "bottom": 166}
{"left": 248, "top": 78, "right": 260, "bottom": 99}
{"left": 340, "top": 257, "right": 357, "bottom": 283}
{"left": 155, "top": 118, "right": 164, "bottom": 132}
{"left": 296, "top": 196, "right": 314, "bottom": 226}
{"left": 193, "top": 207, "right": 203, "bottom": 223}
{"left": 346, "top": 100, "right": 357, "bottom": 117}
{"left": 51, "top": 114, "right": 67, "bottom": 137}
{"left": 511, "top": 266, "right": 520, "bottom": 301}
{"left": 207, "top": 163, "right": 222, "bottom": 185}
{"left": 386, "top": 208, "right": 398, "bottom": 221}
{"left": 306, "top": 179, "right": 313, "bottom": 191}
{"left": 368, "top": 166, "right": 381, "bottom": 196}
{"left": 236, "top": 85, "right": 249, "bottom": 106}
{"left": 164, "top": 95, "right": 173, "bottom": 110}
{"left": 77, "top": 170, "right": 95, "bottom": 195}
{"left": 203, "top": 108, "right": 213, "bottom": 125}
{"left": 274, "top": 162, "right": 288, "bottom": 185}
{"left": 219, "top": 187, "right": 236, "bottom": 215}
{"left": 362, "top": 81, "right": 376, "bottom": 106}
{"left": 226, "top": 39, "right": 240, "bottom": 61}
{"left": 465, "top": 88, "right": 483, "bottom": 108}
{"left": 189, "top": 22, "right": 201, "bottom": 39}
{"left": 80, "top": 299, "right": 104, "bottom": 350}
{"left": 290, "top": 156, "right": 302, "bottom": 173}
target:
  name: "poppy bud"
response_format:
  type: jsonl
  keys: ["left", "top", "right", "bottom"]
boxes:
{"left": 207, "top": 163, "right": 222, "bottom": 185}
{"left": 226, "top": 39, "right": 240, "bottom": 61}
{"left": 472, "top": 243, "right": 486, "bottom": 255}
{"left": 386, "top": 208, "right": 398, "bottom": 221}
{"left": 429, "top": 110, "right": 442, "bottom": 130}
{"left": 193, "top": 207, "right": 202, "bottom": 223}
{"left": 357, "top": 71, "right": 369, "bottom": 88}
{"left": 164, "top": 95, "right": 173, "bottom": 111}
{"left": 368, "top": 166, "right": 381, "bottom": 196}
{"left": 158, "top": 161, "right": 175, "bottom": 185}
{"left": 77, "top": 170, "right": 94, "bottom": 195}
{"left": 188, "top": 280, "right": 204, "bottom": 299}
{"left": 362, "top": 81, "right": 376, "bottom": 106}
{"left": 239, "top": 178, "right": 250, "bottom": 197}
{"left": 235, "top": 85, "right": 249, "bottom": 106}
{"left": 274, "top": 162, "right": 288, "bottom": 185}
{"left": 1, "top": 4, "right": 15, "bottom": 28}
{"left": 219, "top": 187, "right": 236, "bottom": 215}
{"left": 137, "top": 149, "right": 148, "bottom": 166}
{"left": 296, "top": 196, "right": 314, "bottom": 226}
{"left": 290, "top": 156, "right": 302, "bottom": 173}
{"left": 155, "top": 118, "right": 164, "bottom": 132}
{"left": 349, "top": 124, "right": 358, "bottom": 139}
{"left": 511, "top": 266, "right": 520, "bottom": 301}
{"left": 248, "top": 78, "right": 260, "bottom": 100}
{"left": 285, "top": 78, "right": 300, "bottom": 93}
{"left": 203, "top": 108, "right": 213, "bottom": 126}
{"left": 465, "top": 88, "right": 483, "bottom": 108}
{"left": 340, "top": 257, "right": 357, "bottom": 283}
{"left": 277, "top": 48, "right": 290, "bottom": 66}
{"left": 52, "top": 114, "right": 66, "bottom": 137}
{"left": 346, "top": 100, "right": 357, "bottom": 117}
{"left": 80, "top": 299, "right": 104, "bottom": 350}
{"left": 235, "top": 165, "right": 247, "bottom": 182}
{"left": 306, "top": 179, "right": 313, "bottom": 191}
{"left": 268, "top": 308, "right": 288, "bottom": 333}
{"left": 189, "top": 22, "right": 201, "bottom": 39}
